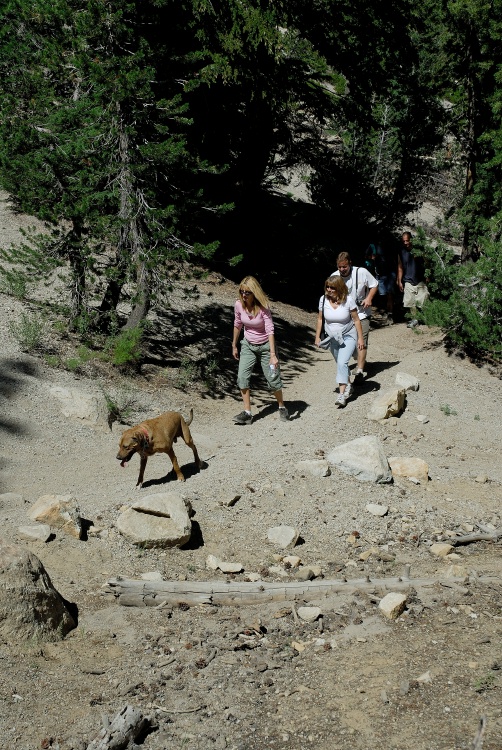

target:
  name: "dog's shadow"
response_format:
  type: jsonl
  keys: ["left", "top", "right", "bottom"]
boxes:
{"left": 140, "top": 460, "right": 207, "bottom": 489}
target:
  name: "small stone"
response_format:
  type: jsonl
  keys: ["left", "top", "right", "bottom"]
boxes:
{"left": 416, "top": 671, "right": 432, "bottom": 683}
{"left": 475, "top": 475, "right": 488, "bottom": 484}
{"left": 244, "top": 572, "right": 262, "bottom": 582}
{"left": 366, "top": 503, "right": 388, "bottom": 517}
{"left": 395, "top": 372, "right": 420, "bottom": 391}
{"left": 218, "top": 561, "right": 244, "bottom": 574}
{"left": 283, "top": 555, "right": 301, "bottom": 568}
{"left": 416, "top": 415, "right": 429, "bottom": 424}
{"left": 206, "top": 554, "right": 221, "bottom": 570}
{"left": 17, "top": 524, "right": 52, "bottom": 543}
{"left": 379, "top": 592, "right": 407, "bottom": 619}
{"left": 267, "top": 525, "right": 299, "bottom": 549}
{"left": 294, "top": 567, "right": 315, "bottom": 581}
{"left": 399, "top": 680, "right": 410, "bottom": 696}
{"left": 297, "top": 606, "right": 322, "bottom": 623}
{"left": 430, "top": 543, "right": 454, "bottom": 558}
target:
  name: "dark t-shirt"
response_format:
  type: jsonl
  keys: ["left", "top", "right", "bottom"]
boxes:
{"left": 399, "top": 246, "right": 426, "bottom": 285}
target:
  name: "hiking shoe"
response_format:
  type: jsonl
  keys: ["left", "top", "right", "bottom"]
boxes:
{"left": 353, "top": 368, "right": 366, "bottom": 381}
{"left": 233, "top": 411, "right": 253, "bottom": 425}
{"left": 335, "top": 393, "right": 346, "bottom": 408}
{"left": 279, "top": 406, "right": 290, "bottom": 422}
{"left": 344, "top": 383, "right": 352, "bottom": 401}
{"left": 407, "top": 319, "right": 419, "bottom": 329}
{"left": 387, "top": 314, "right": 394, "bottom": 326}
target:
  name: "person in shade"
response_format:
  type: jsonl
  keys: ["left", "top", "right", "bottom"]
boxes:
{"left": 315, "top": 275, "right": 365, "bottom": 408}
{"left": 397, "top": 231, "right": 429, "bottom": 328}
{"left": 231, "top": 276, "right": 289, "bottom": 425}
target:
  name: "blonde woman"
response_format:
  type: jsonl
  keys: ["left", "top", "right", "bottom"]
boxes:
{"left": 232, "top": 276, "right": 289, "bottom": 424}
{"left": 315, "top": 275, "right": 365, "bottom": 407}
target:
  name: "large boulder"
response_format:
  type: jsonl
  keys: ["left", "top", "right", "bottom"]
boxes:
{"left": 0, "top": 539, "right": 76, "bottom": 641}
{"left": 117, "top": 493, "right": 193, "bottom": 548}
{"left": 49, "top": 386, "right": 108, "bottom": 430}
{"left": 327, "top": 435, "right": 392, "bottom": 483}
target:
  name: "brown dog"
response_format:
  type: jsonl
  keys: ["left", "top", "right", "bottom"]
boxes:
{"left": 116, "top": 409, "right": 203, "bottom": 487}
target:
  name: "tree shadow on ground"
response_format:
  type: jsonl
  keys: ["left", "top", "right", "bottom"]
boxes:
{"left": 0, "top": 357, "right": 40, "bottom": 491}
{"left": 143, "top": 301, "right": 317, "bottom": 402}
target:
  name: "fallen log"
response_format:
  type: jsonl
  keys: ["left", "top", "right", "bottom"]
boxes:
{"left": 86, "top": 705, "right": 151, "bottom": 750}
{"left": 103, "top": 571, "right": 500, "bottom": 608}
{"left": 452, "top": 530, "right": 502, "bottom": 546}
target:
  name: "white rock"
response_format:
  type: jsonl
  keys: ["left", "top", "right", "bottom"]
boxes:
{"left": 379, "top": 592, "right": 407, "bottom": 619}
{"left": 416, "top": 414, "right": 430, "bottom": 424}
{"left": 267, "top": 525, "right": 299, "bottom": 549}
{"left": 49, "top": 386, "right": 108, "bottom": 430}
{"left": 416, "top": 671, "right": 432, "bottom": 683}
{"left": 244, "top": 573, "right": 262, "bottom": 582}
{"left": 117, "top": 492, "right": 192, "bottom": 548}
{"left": 295, "top": 460, "right": 331, "bottom": 478}
{"left": 206, "top": 554, "right": 221, "bottom": 570}
{"left": 283, "top": 555, "right": 301, "bottom": 568}
{"left": 297, "top": 606, "right": 322, "bottom": 622}
{"left": 327, "top": 436, "right": 392, "bottom": 483}
{"left": 366, "top": 503, "right": 388, "bottom": 517}
{"left": 17, "top": 524, "right": 52, "bottom": 543}
{"left": 395, "top": 372, "right": 420, "bottom": 391}
{"left": 218, "top": 561, "right": 244, "bottom": 574}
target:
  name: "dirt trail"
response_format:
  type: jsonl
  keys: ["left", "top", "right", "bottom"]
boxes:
{"left": 0, "top": 189, "right": 502, "bottom": 749}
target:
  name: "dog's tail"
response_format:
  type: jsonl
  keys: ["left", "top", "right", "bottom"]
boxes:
{"left": 185, "top": 408, "right": 194, "bottom": 426}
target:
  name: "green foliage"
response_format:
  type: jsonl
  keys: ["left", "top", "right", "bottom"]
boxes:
{"left": 473, "top": 672, "right": 497, "bottom": 693}
{"left": 105, "top": 327, "right": 143, "bottom": 368}
{"left": 440, "top": 404, "right": 458, "bottom": 416}
{"left": 0, "top": 269, "right": 28, "bottom": 298}
{"left": 420, "top": 228, "right": 502, "bottom": 361}
{"left": 101, "top": 388, "right": 138, "bottom": 427}
{"left": 175, "top": 353, "right": 221, "bottom": 392}
{"left": 9, "top": 312, "right": 46, "bottom": 352}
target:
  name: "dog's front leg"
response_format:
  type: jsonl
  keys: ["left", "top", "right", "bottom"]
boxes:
{"left": 136, "top": 456, "right": 148, "bottom": 488}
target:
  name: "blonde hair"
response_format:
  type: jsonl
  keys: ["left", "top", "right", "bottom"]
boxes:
{"left": 238, "top": 276, "right": 270, "bottom": 314}
{"left": 325, "top": 274, "right": 348, "bottom": 303}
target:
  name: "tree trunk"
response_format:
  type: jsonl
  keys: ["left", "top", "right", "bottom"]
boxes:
{"left": 461, "top": 25, "right": 480, "bottom": 263}
{"left": 99, "top": 105, "right": 149, "bottom": 330}
{"left": 67, "top": 219, "right": 87, "bottom": 327}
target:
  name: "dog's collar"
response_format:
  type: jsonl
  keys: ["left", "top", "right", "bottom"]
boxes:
{"left": 140, "top": 426, "right": 150, "bottom": 443}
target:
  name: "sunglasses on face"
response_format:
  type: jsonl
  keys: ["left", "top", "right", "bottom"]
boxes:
{"left": 325, "top": 286, "right": 337, "bottom": 291}
{"left": 240, "top": 289, "right": 252, "bottom": 296}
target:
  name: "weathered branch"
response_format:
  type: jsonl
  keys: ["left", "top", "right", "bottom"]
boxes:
{"left": 103, "top": 572, "right": 500, "bottom": 608}
{"left": 86, "top": 705, "right": 151, "bottom": 750}
{"left": 451, "top": 530, "right": 502, "bottom": 546}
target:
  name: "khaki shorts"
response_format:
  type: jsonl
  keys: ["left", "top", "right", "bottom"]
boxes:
{"left": 403, "top": 282, "right": 429, "bottom": 309}
{"left": 352, "top": 317, "right": 370, "bottom": 361}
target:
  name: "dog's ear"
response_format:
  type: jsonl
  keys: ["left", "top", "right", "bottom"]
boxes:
{"left": 134, "top": 431, "right": 149, "bottom": 451}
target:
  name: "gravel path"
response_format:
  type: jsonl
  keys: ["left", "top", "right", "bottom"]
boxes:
{"left": 1, "top": 191, "right": 502, "bottom": 750}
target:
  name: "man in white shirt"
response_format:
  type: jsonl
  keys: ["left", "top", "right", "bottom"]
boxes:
{"left": 332, "top": 251, "right": 378, "bottom": 379}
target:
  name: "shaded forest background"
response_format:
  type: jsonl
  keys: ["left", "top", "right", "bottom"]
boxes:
{"left": 0, "top": 0, "right": 500, "bottom": 363}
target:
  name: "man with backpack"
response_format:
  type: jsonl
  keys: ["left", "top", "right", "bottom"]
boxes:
{"left": 331, "top": 251, "right": 378, "bottom": 382}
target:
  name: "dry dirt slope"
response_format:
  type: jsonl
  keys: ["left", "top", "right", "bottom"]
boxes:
{"left": 0, "top": 190, "right": 502, "bottom": 750}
